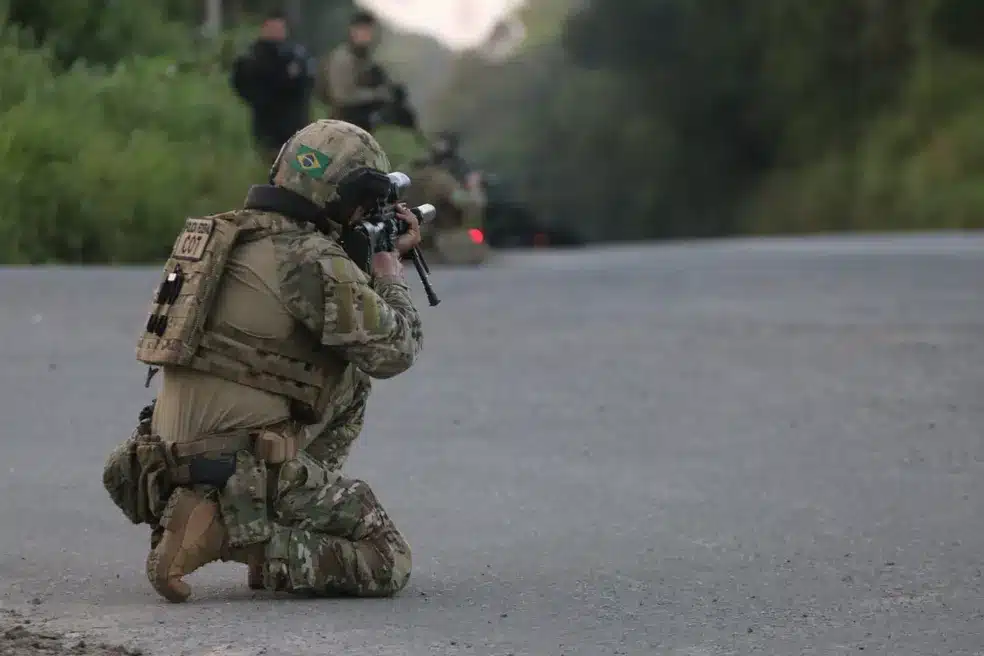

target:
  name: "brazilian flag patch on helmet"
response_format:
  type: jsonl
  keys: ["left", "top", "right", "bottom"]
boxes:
{"left": 290, "top": 144, "right": 332, "bottom": 178}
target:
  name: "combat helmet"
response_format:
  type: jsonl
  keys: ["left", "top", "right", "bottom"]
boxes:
{"left": 270, "top": 119, "right": 391, "bottom": 208}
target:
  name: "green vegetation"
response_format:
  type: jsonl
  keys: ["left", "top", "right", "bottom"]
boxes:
{"left": 0, "top": 1, "right": 262, "bottom": 263}
{"left": 4, "top": 0, "right": 982, "bottom": 263}
{"left": 0, "top": 0, "right": 424, "bottom": 263}
{"left": 435, "top": 0, "right": 984, "bottom": 240}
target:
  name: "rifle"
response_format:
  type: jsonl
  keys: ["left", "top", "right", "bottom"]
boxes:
{"left": 339, "top": 170, "right": 441, "bottom": 307}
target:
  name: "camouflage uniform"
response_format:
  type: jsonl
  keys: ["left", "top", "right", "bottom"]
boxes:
{"left": 107, "top": 120, "right": 422, "bottom": 603}
{"left": 317, "top": 43, "right": 392, "bottom": 133}
{"left": 403, "top": 161, "right": 486, "bottom": 236}
{"left": 302, "top": 367, "right": 370, "bottom": 470}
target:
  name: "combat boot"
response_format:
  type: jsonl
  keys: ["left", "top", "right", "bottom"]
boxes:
{"left": 146, "top": 487, "right": 227, "bottom": 603}
{"left": 220, "top": 544, "right": 268, "bottom": 590}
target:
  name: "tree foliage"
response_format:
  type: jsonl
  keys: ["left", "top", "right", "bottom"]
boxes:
{"left": 0, "top": 0, "right": 396, "bottom": 263}
{"left": 435, "top": 0, "right": 984, "bottom": 239}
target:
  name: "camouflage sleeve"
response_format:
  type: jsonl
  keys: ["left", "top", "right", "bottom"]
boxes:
{"left": 279, "top": 233, "right": 422, "bottom": 378}
{"left": 326, "top": 48, "right": 390, "bottom": 106}
{"left": 315, "top": 256, "right": 422, "bottom": 379}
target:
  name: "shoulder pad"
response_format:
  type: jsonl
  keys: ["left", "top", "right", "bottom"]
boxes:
{"left": 205, "top": 209, "right": 243, "bottom": 221}
{"left": 273, "top": 226, "right": 335, "bottom": 259}
{"left": 202, "top": 209, "right": 270, "bottom": 233}
{"left": 273, "top": 230, "right": 356, "bottom": 275}
{"left": 318, "top": 253, "right": 369, "bottom": 285}
{"left": 238, "top": 209, "right": 297, "bottom": 231}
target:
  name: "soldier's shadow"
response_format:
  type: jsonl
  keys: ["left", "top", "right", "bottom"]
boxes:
{"left": 190, "top": 585, "right": 413, "bottom": 606}
{"left": 187, "top": 583, "right": 451, "bottom": 611}
{"left": 182, "top": 564, "right": 445, "bottom": 606}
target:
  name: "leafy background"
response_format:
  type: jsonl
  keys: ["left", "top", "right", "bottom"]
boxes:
{"left": 1, "top": 0, "right": 983, "bottom": 262}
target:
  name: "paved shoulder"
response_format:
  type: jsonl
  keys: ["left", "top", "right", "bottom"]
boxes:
{"left": 1, "top": 234, "right": 982, "bottom": 655}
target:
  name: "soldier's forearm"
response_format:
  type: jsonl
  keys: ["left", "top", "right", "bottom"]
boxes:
{"left": 361, "top": 276, "right": 423, "bottom": 377}
{"left": 323, "top": 274, "right": 422, "bottom": 381}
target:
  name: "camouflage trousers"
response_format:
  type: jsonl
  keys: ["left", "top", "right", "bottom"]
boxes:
{"left": 303, "top": 375, "right": 370, "bottom": 471}
{"left": 150, "top": 453, "right": 411, "bottom": 598}
{"left": 146, "top": 395, "right": 369, "bottom": 553}
{"left": 269, "top": 380, "right": 405, "bottom": 597}
{"left": 262, "top": 452, "right": 411, "bottom": 597}
{"left": 141, "top": 381, "right": 409, "bottom": 597}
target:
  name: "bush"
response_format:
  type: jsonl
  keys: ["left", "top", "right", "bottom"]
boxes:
{"left": 433, "top": 0, "right": 984, "bottom": 241}
{"left": 0, "top": 26, "right": 271, "bottom": 263}
{"left": 3, "top": 0, "right": 190, "bottom": 69}
{"left": 0, "top": 17, "right": 433, "bottom": 264}
{"left": 747, "top": 52, "right": 984, "bottom": 234}
{"left": 0, "top": 0, "right": 432, "bottom": 264}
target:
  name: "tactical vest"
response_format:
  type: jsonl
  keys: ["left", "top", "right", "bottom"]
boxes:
{"left": 136, "top": 210, "right": 337, "bottom": 421}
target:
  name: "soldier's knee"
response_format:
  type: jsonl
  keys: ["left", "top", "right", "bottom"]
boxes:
{"left": 386, "top": 539, "right": 412, "bottom": 595}
{"left": 362, "top": 530, "right": 411, "bottom": 597}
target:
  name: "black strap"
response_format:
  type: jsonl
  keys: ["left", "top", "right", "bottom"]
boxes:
{"left": 243, "top": 185, "right": 341, "bottom": 235}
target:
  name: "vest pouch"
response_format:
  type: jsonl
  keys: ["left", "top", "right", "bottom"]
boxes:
{"left": 254, "top": 430, "right": 299, "bottom": 465}
{"left": 218, "top": 450, "right": 272, "bottom": 549}
{"left": 275, "top": 451, "right": 336, "bottom": 495}
{"left": 102, "top": 435, "right": 173, "bottom": 526}
{"left": 272, "top": 451, "right": 341, "bottom": 523}
{"left": 137, "top": 216, "right": 236, "bottom": 368}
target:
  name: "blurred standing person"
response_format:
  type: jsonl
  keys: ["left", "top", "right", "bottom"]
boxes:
{"left": 231, "top": 9, "right": 315, "bottom": 164}
{"left": 317, "top": 10, "right": 394, "bottom": 133}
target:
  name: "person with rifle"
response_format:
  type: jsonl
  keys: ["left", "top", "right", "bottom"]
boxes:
{"left": 403, "top": 132, "right": 489, "bottom": 263}
{"left": 102, "top": 120, "right": 427, "bottom": 603}
{"left": 230, "top": 9, "right": 316, "bottom": 164}
{"left": 318, "top": 10, "right": 406, "bottom": 133}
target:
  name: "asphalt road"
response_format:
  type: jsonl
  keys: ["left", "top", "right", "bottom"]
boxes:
{"left": 1, "top": 234, "right": 983, "bottom": 656}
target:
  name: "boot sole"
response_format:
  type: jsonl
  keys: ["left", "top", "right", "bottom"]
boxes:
{"left": 146, "top": 547, "right": 189, "bottom": 603}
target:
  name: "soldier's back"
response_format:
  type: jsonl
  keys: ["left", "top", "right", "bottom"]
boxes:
{"left": 151, "top": 215, "right": 340, "bottom": 442}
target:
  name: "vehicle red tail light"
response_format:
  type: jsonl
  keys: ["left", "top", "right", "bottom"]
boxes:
{"left": 468, "top": 228, "right": 485, "bottom": 244}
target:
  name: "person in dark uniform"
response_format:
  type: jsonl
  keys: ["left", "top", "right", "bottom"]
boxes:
{"left": 231, "top": 9, "right": 315, "bottom": 164}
